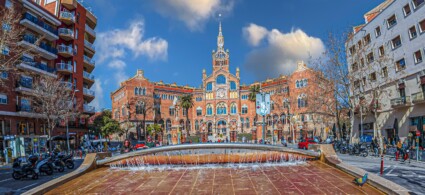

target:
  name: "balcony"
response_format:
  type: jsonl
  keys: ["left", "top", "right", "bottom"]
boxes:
{"left": 15, "top": 80, "right": 34, "bottom": 94}
{"left": 84, "top": 39, "right": 95, "bottom": 53}
{"left": 17, "top": 57, "right": 56, "bottom": 78}
{"left": 61, "top": 81, "right": 73, "bottom": 90}
{"left": 61, "top": 0, "right": 77, "bottom": 10}
{"left": 83, "top": 87, "right": 95, "bottom": 99}
{"left": 85, "top": 24, "right": 96, "bottom": 38}
{"left": 20, "top": 13, "right": 58, "bottom": 41}
{"left": 83, "top": 55, "right": 95, "bottom": 71}
{"left": 56, "top": 63, "right": 73, "bottom": 73}
{"left": 83, "top": 104, "right": 95, "bottom": 113}
{"left": 59, "top": 11, "right": 75, "bottom": 25}
{"left": 58, "top": 28, "right": 74, "bottom": 41}
{"left": 83, "top": 71, "right": 95, "bottom": 85}
{"left": 390, "top": 96, "right": 411, "bottom": 108}
{"left": 412, "top": 92, "right": 425, "bottom": 104}
{"left": 18, "top": 35, "right": 57, "bottom": 60}
{"left": 16, "top": 105, "right": 32, "bottom": 112}
{"left": 57, "top": 45, "right": 74, "bottom": 57}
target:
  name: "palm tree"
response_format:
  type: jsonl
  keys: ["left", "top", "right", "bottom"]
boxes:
{"left": 249, "top": 84, "right": 260, "bottom": 126}
{"left": 180, "top": 94, "right": 194, "bottom": 136}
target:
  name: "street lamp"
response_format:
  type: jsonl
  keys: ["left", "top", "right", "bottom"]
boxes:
{"left": 66, "top": 89, "right": 79, "bottom": 154}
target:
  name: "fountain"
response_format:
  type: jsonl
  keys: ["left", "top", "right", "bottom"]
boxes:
{"left": 38, "top": 144, "right": 390, "bottom": 194}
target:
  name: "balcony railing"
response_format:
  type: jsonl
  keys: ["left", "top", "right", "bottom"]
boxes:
{"left": 57, "top": 45, "right": 74, "bottom": 55}
{"left": 22, "top": 12, "right": 58, "bottom": 35}
{"left": 412, "top": 92, "right": 425, "bottom": 103}
{"left": 58, "top": 28, "right": 74, "bottom": 37}
{"left": 22, "top": 35, "right": 58, "bottom": 54}
{"left": 83, "top": 71, "right": 94, "bottom": 80}
{"left": 59, "top": 11, "right": 75, "bottom": 22}
{"left": 84, "top": 39, "right": 95, "bottom": 51}
{"left": 390, "top": 96, "right": 411, "bottom": 107}
{"left": 56, "top": 63, "right": 73, "bottom": 72}
{"left": 83, "top": 104, "right": 95, "bottom": 113}
{"left": 16, "top": 80, "right": 33, "bottom": 89}
{"left": 20, "top": 57, "right": 56, "bottom": 74}
{"left": 83, "top": 88, "right": 95, "bottom": 96}
{"left": 85, "top": 24, "right": 95, "bottom": 36}
{"left": 17, "top": 105, "right": 32, "bottom": 112}
{"left": 83, "top": 55, "right": 95, "bottom": 66}
{"left": 61, "top": 81, "right": 73, "bottom": 89}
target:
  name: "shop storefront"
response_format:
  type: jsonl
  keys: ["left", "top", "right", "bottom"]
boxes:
{"left": 409, "top": 116, "right": 424, "bottom": 147}
{"left": 359, "top": 122, "right": 374, "bottom": 142}
{"left": 4, "top": 135, "right": 48, "bottom": 159}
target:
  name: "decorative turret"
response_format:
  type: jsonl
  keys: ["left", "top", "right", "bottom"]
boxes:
{"left": 236, "top": 67, "right": 240, "bottom": 78}
{"left": 136, "top": 69, "right": 144, "bottom": 78}
{"left": 217, "top": 21, "right": 224, "bottom": 50}
{"left": 202, "top": 69, "right": 206, "bottom": 79}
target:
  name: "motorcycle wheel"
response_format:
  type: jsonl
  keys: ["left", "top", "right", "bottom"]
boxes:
{"left": 66, "top": 161, "right": 74, "bottom": 169}
{"left": 28, "top": 170, "right": 38, "bottom": 180}
{"left": 40, "top": 165, "right": 53, "bottom": 175}
{"left": 12, "top": 172, "right": 21, "bottom": 180}
{"left": 58, "top": 166, "right": 65, "bottom": 172}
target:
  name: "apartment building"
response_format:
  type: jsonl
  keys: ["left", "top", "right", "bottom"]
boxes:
{"left": 111, "top": 23, "right": 335, "bottom": 144}
{"left": 347, "top": 0, "right": 425, "bottom": 146}
{"left": 0, "top": 0, "right": 96, "bottom": 159}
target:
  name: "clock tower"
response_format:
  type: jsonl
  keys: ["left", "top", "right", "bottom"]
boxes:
{"left": 212, "top": 21, "right": 229, "bottom": 72}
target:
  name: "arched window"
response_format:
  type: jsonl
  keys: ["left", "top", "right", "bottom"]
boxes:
{"left": 121, "top": 107, "right": 127, "bottom": 116}
{"left": 206, "top": 104, "right": 213, "bottom": 115}
{"left": 166, "top": 119, "right": 171, "bottom": 132}
{"left": 216, "top": 74, "right": 226, "bottom": 84}
{"left": 242, "top": 104, "right": 248, "bottom": 114}
{"left": 114, "top": 110, "right": 119, "bottom": 119}
{"left": 246, "top": 118, "right": 250, "bottom": 128}
{"left": 283, "top": 98, "right": 289, "bottom": 108}
{"left": 195, "top": 120, "right": 199, "bottom": 131}
{"left": 304, "top": 79, "right": 308, "bottom": 87}
{"left": 267, "top": 116, "right": 272, "bottom": 126}
{"left": 230, "top": 81, "right": 236, "bottom": 90}
{"left": 180, "top": 120, "right": 185, "bottom": 130}
{"left": 271, "top": 101, "right": 275, "bottom": 110}
{"left": 298, "top": 94, "right": 307, "bottom": 108}
{"left": 206, "top": 82, "right": 213, "bottom": 92}
{"left": 273, "top": 115, "right": 279, "bottom": 128}
{"left": 207, "top": 122, "right": 213, "bottom": 135}
{"left": 216, "top": 102, "right": 227, "bottom": 115}
{"left": 134, "top": 87, "right": 138, "bottom": 95}
{"left": 230, "top": 103, "right": 237, "bottom": 114}
{"left": 296, "top": 80, "right": 299, "bottom": 88}
{"left": 240, "top": 118, "right": 244, "bottom": 131}
{"left": 280, "top": 114, "right": 286, "bottom": 124}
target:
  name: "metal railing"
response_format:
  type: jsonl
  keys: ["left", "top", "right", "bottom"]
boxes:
{"left": 17, "top": 105, "right": 32, "bottom": 112}
{"left": 61, "top": 81, "right": 73, "bottom": 89}
{"left": 412, "top": 92, "right": 425, "bottom": 102}
{"left": 20, "top": 57, "right": 56, "bottom": 73}
{"left": 390, "top": 96, "right": 411, "bottom": 107}
{"left": 83, "top": 55, "right": 95, "bottom": 66}
{"left": 57, "top": 45, "right": 74, "bottom": 55}
{"left": 83, "top": 88, "right": 95, "bottom": 96}
{"left": 22, "top": 12, "right": 58, "bottom": 35}
{"left": 85, "top": 24, "right": 95, "bottom": 36}
{"left": 22, "top": 35, "right": 58, "bottom": 54}
{"left": 83, "top": 104, "right": 95, "bottom": 112}
{"left": 83, "top": 71, "right": 94, "bottom": 80}
{"left": 84, "top": 39, "right": 95, "bottom": 51}
{"left": 59, "top": 11, "right": 75, "bottom": 22}
{"left": 56, "top": 63, "right": 73, "bottom": 72}
{"left": 58, "top": 28, "right": 74, "bottom": 37}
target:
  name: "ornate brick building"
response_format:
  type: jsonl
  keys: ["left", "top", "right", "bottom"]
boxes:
{"left": 111, "top": 23, "right": 335, "bottom": 143}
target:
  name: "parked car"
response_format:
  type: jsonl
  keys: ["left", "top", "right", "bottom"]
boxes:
{"left": 134, "top": 141, "right": 147, "bottom": 150}
{"left": 298, "top": 139, "right": 317, "bottom": 150}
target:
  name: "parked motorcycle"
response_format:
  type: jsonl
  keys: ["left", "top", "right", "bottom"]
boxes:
{"left": 47, "top": 155, "right": 65, "bottom": 172}
{"left": 36, "top": 156, "right": 53, "bottom": 175}
{"left": 349, "top": 143, "right": 368, "bottom": 157}
{"left": 57, "top": 152, "right": 74, "bottom": 169}
{"left": 12, "top": 156, "right": 38, "bottom": 180}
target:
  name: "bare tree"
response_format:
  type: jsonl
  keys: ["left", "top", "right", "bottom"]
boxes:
{"left": 32, "top": 76, "right": 80, "bottom": 152}
{"left": 0, "top": 4, "right": 40, "bottom": 87}
{"left": 128, "top": 96, "right": 154, "bottom": 141}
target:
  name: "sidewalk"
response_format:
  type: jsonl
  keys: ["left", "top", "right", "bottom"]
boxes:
{"left": 367, "top": 154, "right": 425, "bottom": 169}
{"left": 0, "top": 163, "right": 12, "bottom": 170}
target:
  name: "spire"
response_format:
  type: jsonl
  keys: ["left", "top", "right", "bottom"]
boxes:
{"left": 217, "top": 14, "right": 224, "bottom": 49}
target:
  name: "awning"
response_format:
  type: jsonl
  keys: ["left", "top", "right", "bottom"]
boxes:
{"left": 49, "top": 135, "right": 75, "bottom": 141}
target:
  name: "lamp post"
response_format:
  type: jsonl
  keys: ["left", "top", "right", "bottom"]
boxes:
{"left": 66, "top": 89, "right": 79, "bottom": 154}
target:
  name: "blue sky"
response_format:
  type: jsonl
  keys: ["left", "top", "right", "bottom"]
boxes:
{"left": 87, "top": 0, "right": 384, "bottom": 110}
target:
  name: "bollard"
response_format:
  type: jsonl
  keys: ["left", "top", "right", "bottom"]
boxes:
{"left": 380, "top": 155, "right": 384, "bottom": 175}
{"left": 395, "top": 150, "right": 398, "bottom": 161}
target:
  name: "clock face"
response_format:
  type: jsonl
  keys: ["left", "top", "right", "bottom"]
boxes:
{"left": 217, "top": 88, "right": 226, "bottom": 98}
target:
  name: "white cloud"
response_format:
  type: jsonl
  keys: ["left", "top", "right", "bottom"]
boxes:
{"left": 153, "top": 0, "right": 234, "bottom": 31}
{"left": 108, "top": 59, "right": 126, "bottom": 70}
{"left": 114, "top": 71, "right": 128, "bottom": 86}
{"left": 90, "top": 79, "right": 104, "bottom": 111}
{"left": 96, "top": 20, "right": 168, "bottom": 63}
{"left": 243, "top": 24, "right": 325, "bottom": 79}
{"left": 242, "top": 23, "right": 268, "bottom": 46}
{"left": 108, "top": 60, "right": 128, "bottom": 86}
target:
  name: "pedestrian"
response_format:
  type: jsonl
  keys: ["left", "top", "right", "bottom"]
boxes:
{"left": 396, "top": 140, "right": 402, "bottom": 159}
{"left": 242, "top": 136, "right": 246, "bottom": 143}
{"left": 146, "top": 136, "right": 155, "bottom": 148}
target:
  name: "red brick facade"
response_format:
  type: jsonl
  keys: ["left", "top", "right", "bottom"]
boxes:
{"left": 111, "top": 24, "right": 336, "bottom": 142}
